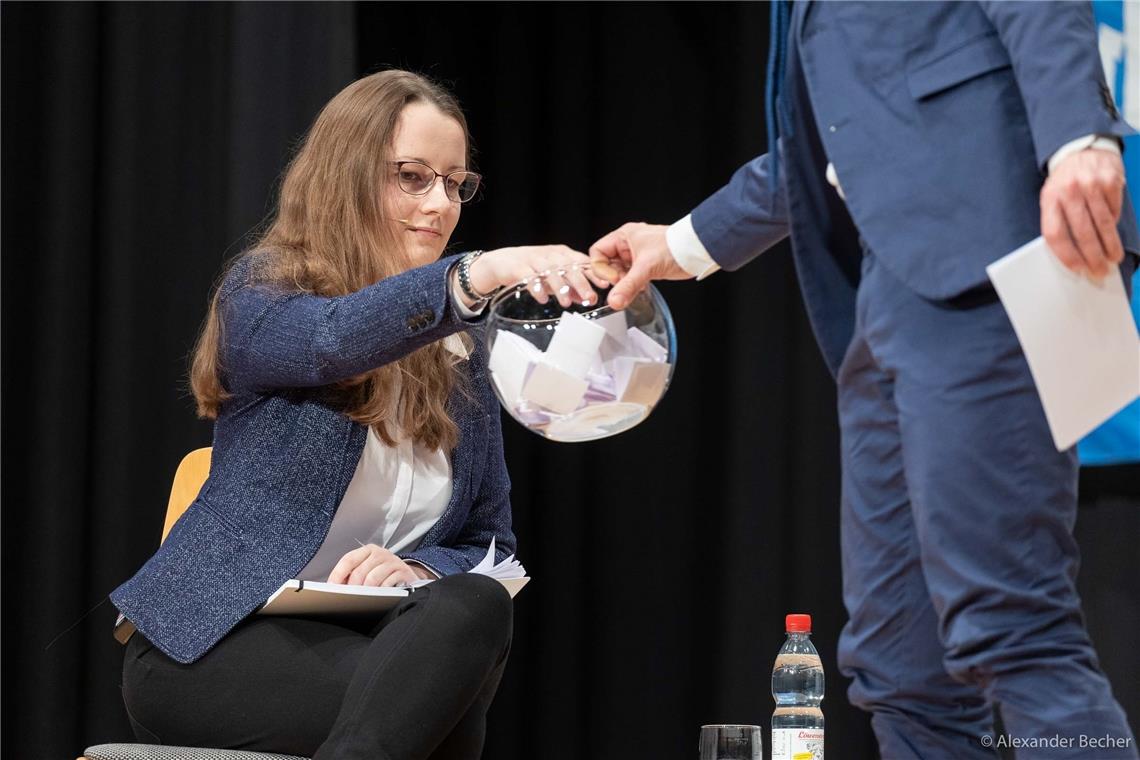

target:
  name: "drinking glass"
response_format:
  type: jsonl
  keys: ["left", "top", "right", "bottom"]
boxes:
{"left": 699, "top": 724, "right": 762, "bottom": 760}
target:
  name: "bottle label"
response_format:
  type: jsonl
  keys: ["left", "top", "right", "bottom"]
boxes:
{"left": 771, "top": 728, "right": 824, "bottom": 760}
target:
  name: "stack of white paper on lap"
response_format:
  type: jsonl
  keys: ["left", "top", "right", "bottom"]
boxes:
{"left": 410, "top": 537, "right": 524, "bottom": 587}
{"left": 259, "top": 539, "right": 528, "bottom": 616}
{"left": 488, "top": 311, "right": 672, "bottom": 439}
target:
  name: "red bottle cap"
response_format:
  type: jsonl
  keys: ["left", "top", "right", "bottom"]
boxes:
{"left": 786, "top": 613, "right": 812, "bottom": 633}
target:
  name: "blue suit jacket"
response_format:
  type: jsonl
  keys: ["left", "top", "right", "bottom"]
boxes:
{"left": 110, "top": 252, "right": 514, "bottom": 664}
{"left": 692, "top": 1, "right": 1139, "bottom": 374}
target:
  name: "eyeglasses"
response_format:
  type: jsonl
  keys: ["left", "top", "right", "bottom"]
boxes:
{"left": 389, "top": 161, "right": 482, "bottom": 203}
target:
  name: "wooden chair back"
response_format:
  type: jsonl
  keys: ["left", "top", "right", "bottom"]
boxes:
{"left": 161, "top": 447, "right": 212, "bottom": 543}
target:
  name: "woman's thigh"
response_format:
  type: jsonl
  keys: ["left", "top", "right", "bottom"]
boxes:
{"left": 122, "top": 616, "right": 372, "bottom": 756}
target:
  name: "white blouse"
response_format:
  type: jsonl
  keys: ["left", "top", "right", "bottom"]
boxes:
{"left": 296, "top": 333, "right": 470, "bottom": 582}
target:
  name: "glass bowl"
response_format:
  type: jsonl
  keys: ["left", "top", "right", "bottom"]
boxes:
{"left": 485, "top": 276, "right": 676, "bottom": 442}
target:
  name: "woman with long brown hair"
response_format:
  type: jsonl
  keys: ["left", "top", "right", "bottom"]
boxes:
{"left": 110, "top": 69, "right": 603, "bottom": 759}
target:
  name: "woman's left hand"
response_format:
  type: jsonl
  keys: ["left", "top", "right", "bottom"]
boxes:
{"left": 328, "top": 543, "right": 437, "bottom": 587}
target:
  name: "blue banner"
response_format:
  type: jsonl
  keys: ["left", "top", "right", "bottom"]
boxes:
{"left": 1079, "top": 0, "right": 1140, "bottom": 466}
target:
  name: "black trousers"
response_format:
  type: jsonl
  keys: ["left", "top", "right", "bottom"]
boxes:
{"left": 121, "top": 573, "right": 513, "bottom": 760}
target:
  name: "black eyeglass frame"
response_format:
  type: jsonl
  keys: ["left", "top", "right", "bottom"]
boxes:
{"left": 387, "top": 160, "right": 483, "bottom": 203}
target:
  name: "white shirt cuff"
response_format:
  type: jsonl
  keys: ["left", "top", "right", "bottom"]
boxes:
{"left": 666, "top": 215, "right": 720, "bottom": 281}
{"left": 1047, "top": 134, "right": 1122, "bottom": 174}
{"left": 825, "top": 162, "right": 846, "bottom": 200}
{"left": 449, "top": 272, "right": 486, "bottom": 319}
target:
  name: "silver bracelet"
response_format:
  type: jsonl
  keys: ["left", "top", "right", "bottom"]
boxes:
{"left": 457, "top": 250, "right": 495, "bottom": 303}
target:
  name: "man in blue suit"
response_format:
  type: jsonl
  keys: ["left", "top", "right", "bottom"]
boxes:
{"left": 591, "top": 3, "right": 1138, "bottom": 758}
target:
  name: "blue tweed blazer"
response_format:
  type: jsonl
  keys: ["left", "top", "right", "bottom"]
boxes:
{"left": 110, "top": 251, "right": 515, "bottom": 664}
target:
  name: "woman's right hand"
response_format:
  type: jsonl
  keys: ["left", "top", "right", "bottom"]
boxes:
{"left": 468, "top": 245, "right": 610, "bottom": 308}
{"left": 328, "top": 543, "right": 435, "bottom": 587}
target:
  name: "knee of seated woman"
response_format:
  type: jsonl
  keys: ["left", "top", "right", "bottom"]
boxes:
{"left": 428, "top": 574, "right": 513, "bottom": 650}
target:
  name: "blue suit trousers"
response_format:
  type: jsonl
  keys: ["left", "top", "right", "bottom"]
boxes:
{"left": 835, "top": 248, "right": 1137, "bottom": 759}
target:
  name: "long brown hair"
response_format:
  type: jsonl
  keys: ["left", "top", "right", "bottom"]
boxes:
{"left": 190, "top": 70, "right": 473, "bottom": 452}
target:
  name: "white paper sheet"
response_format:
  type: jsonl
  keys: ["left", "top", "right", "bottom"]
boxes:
{"left": 545, "top": 312, "right": 606, "bottom": 378}
{"left": 612, "top": 356, "right": 671, "bottom": 405}
{"left": 520, "top": 360, "right": 589, "bottom": 414}
{"left": 489, "top": 331, "right": 541, "bottom": 404}
{"left": 986, "top": 237, "right": 1140, "bottom": 451}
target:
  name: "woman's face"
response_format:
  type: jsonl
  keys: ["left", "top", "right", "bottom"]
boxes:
{"left": 384, "top": 102, "right": 467, "bottom": 268}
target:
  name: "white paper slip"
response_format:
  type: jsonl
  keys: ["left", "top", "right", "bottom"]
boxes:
{"left": 986, "top": 236, "right": 1140, "bottom": 451}
{"left": 612, "top": 357, "right": 671, "bottom": 405}
{"left": 489, "top": 331, "right": 541, "bottom": 404}
{"left": 545, "top": 312, "right": 606, "bottom": 378}
{"left": 520, "top": 360, "right": 589, "bottom": 414}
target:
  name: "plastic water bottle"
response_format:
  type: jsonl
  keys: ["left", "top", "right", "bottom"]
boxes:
{"left": 771, "top": 613, "right": 825, "bottom": 760}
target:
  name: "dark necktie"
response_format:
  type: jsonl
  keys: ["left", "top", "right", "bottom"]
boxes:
{"left": 765, "top": 0, "right": 791, "bottom": 189}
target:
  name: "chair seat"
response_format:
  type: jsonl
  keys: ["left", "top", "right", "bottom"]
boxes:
{"left": 82, "top": 744, "right": 309, "bottom": 760}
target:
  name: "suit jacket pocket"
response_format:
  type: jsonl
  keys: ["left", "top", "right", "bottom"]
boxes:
{"left": 907, "top": 31, "right": 1012, "bottom": 100}
{"left": 192, "top": 497, "right": 246, "bottom": 542}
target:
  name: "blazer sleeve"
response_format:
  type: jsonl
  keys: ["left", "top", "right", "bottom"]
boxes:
{"left": 979, "top": 1, "right": 1136, "bottom": 169}
{"left": 217, "top": 252, "right": 470, "bottom": 393}
{"left": 400, "top": 365, "right": 517, "bottom": 576}
{"left": 689, "top": 150, "right": 791, "bottom": 272}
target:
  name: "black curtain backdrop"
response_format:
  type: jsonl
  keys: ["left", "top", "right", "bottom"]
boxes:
{"left": 3, "top": 3, "right": 1137, "bottom": 759}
